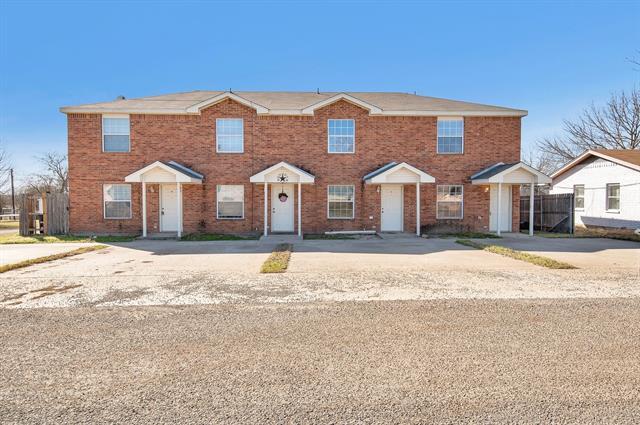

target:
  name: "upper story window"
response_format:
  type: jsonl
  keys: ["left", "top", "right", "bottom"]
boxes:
{"left": 436, "top": 185, "right": 463, "bottom": 219}
{"left": 606, "top": 183, "right": 620, "bottom": 212}
{"left": 216, "top": 118, "right": 244, "bottom": 153}
{"left": 574, "top": 185, "right": 585, "bottom": 210}
{"left": 103, "top": 184, "right": 131, "bottom": 219}
{"left": 437, "top": 118, "right": 464, "bottom": 154}
{"left": 102, "top": 115, "right": 130, "bottom": 152}
{"left": 328, "top": 119, "right": 355, "bottom": 153}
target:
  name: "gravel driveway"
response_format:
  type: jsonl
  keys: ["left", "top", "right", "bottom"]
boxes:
{"left": 2, "top": 299, "right": 639, "bottom": 423}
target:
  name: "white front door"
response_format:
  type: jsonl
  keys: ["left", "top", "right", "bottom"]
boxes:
{"left": 160, "top": 184, "right": 179, "bottom": 232}
{"left": 381, "top": 184, "right": 403, "bottom": 232}
{"left": 489, "top": 184, "right": 512, "bottom": 232}
{"left": 271, "top": 184, "right": 294, "bottom": 232}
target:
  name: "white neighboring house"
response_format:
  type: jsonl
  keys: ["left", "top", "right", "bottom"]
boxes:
{"left": 550, "top": 149, "right": 640, "bottom": 231}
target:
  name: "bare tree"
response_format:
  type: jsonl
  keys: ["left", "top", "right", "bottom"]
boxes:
{"left": 521, "top": 147, "right": 557, "bottom": 175}
{"left": 23, "top": 151, "right": 68, "bottom": 195}
{"left": 537, "top": 88, "right": 640, "bottom": 168}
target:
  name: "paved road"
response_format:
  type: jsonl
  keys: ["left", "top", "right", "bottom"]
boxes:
{"left": 2, "top": 299, "right": 639, "bottom": 423}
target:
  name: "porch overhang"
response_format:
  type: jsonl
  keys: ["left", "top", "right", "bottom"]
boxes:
{"left": 125, "top": 161, "right": 203, "bottom": 184}
{"left": 363, "top": 162, "right": 435, "bottom": 184}
{"left": 470, "top": 162, "right": 551, "bottom": 185}
{"left": 250, "top": 161, "right": 315, "bottom": 184}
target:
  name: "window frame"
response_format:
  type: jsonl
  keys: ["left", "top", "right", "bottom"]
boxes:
{"left": 216, "top": 118, "right": 244, "bottom": 154}
{"left": 436, "top": 117, "right": 464, "bottom": 155}
{"left": 327, "top": 184, "right": 355, "bottom": 219}
{"left": 102, "top": 114, "right": 131, "bottom": 153}
{"left": 436, "top": 184, "right": 464, "bottom": 220}
{"left": 327, "top": 119, "right": 355, "bottom": 154}
{"left": 103, "top": 183, "right": 132, "bottom": 220}
{"left": 573, "top": 184, "right": 585, "bottom": 210}
{"left": 606, "top": 183, "right": 620, "bottom": 212}
{"left": 216, "top": 184, "right": 245, "bottom": 220}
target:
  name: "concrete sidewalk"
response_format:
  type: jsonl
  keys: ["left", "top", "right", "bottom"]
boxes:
{"left": 0, "top": 243, "right": 99, "bottom": 266}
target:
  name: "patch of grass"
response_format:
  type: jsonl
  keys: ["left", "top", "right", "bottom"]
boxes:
{"left": 0, "top": 220, "right": 19, "bottom": 229}
{"left": 431, "top": 232, "right": 501, "bottom": 239}
{"left": 0, "top": 245, "right": 107, "bottom": 274}
{"left": 0, "top": 233, "right": 135, "bottom": 244}
{"left": 260, "top": 243, "right": 292, "bottom": 273}
{"left": 456, "top": 239, "right": 577, "bottom": 269}
{"left": 303, "top": 233, "right": 356, "bottom": 240}
{"left": 522, "top": 230, "right": 640, "bottom": 243}
{"left": 180, "top": 233, "right": 259, "bottom": 241}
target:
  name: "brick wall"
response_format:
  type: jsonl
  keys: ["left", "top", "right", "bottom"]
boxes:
{"left": 67, "top": 99, "right": 521, "bottom": 235}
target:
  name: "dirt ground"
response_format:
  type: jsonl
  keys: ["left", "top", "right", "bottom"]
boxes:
{"left": 1, "top": 299, "right": 640, "bottom": 423}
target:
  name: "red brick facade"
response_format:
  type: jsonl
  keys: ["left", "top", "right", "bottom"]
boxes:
{"left": 67, "top": 99, "right": 521, "bottom": 235}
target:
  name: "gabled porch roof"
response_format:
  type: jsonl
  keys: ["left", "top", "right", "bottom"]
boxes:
{"left": 471, "top": 162, "right": 551, "bottom": 184}
{"left": 125, "top": 160, "right": 203, "bottom": 183}
{"left": 363, "top": 162, "right": 435, "bottom": 184}
{"left": 250, "top": 161, "right": 315, "bottom": 184}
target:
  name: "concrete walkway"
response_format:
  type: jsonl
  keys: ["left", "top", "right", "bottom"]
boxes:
{"left": 0, "top": 243, "right": 97, "bottom": 266}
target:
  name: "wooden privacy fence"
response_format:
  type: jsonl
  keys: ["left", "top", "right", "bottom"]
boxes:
{"left": 520, "top": 193, "right": 574, "bottom": 233}
{"left": 19, "top": 192, "right": 69, "bottom": 236}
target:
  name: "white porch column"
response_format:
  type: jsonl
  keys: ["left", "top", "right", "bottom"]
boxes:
{"left": 298, "top": 183, "right": 302, "bottom": 237}
{"left": 529, "top": 181, "right": 534, "bottom": 236}
{"left": 263, "top": 182, "right": 268, "bottom": 237}
{"left": 177, "top": 182, "right": 182, "bottom": 238}
{"left": 496, "top": 182, "right": 502, "bottom": 236}
{"left": 141, "top": 179, "right": 147, "bottom": 238}
{"left": 415, "top": 182, "right": 420, "bottom": 236}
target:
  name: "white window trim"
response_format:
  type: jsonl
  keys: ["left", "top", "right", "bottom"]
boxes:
{"left": 436, "top": 184, "right": 464, "bottom": 220}
{"left": 574, "top": 184, "right": 585, "bottom": 211}
{"left": 216, "top": 185, "right": 245, "bottom": 220}
{"left": 103, "top": 183, "right": 132, "bottom": 220}
{"left": 436, "top": 117, "right": 464, "bottom": 155}
{"left": 216, "top": 118, "right": 244, "bottom": 153}
{"left": 606, "top": 183, "right": 620, "bottom": 213}
{"left": 327, "top": 185, "right": 355, "bottom": 219}
{"left": 102, "top": 114, "right": 130, "bottom": 153}
{"left": 327, "top": 119, "right": 355, "bottom": 154}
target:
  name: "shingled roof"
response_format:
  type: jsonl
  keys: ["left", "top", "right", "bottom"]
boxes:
{"left": 60, "top": 90, "right": 527, "bottom": 117}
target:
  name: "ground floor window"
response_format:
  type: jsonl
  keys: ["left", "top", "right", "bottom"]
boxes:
{"left": 606, "top": 183, "right": 620, "bottom": 211}
{"left": 103, "top": 184, "right": 132, "bottom": 219}
{"left": 436, "top": 185, "right": 463, "bottom": 219}
{"left": 574, "top": 184, "right": 584, "bottom": 209}
{"left": 327, "top": 185, "right": 355, "bottom": 219}
{"left": 217, "top": 185, "right": 244, "bottom": 219}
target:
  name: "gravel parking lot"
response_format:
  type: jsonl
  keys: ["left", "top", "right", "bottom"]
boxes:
{"left": 2, "top": 299, "right": 640, "bottom": 423}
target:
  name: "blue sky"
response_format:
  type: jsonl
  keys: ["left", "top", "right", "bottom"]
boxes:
{"left": 1, "top": 0, "right": 638, "bottom": 185}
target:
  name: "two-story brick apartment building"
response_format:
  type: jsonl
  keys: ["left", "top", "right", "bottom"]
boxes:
{"left": 61, "top": 91, "right": 550, "bottom": 237}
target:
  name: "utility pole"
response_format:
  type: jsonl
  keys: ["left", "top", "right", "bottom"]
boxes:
{"left": 10, "top": 168, "right": 15, "bottom": 214}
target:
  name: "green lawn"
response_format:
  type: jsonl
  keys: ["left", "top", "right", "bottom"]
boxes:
{"left": 180, "top": 233, "right": 259, "bottom": 241}
{"left": 0, "top": 220, "right": 19, "bottom": 229}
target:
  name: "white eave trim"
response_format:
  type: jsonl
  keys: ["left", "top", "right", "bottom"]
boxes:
{"left": 125, "top": 161, "right": 203, "bottom": 183}
{"left": 551, "top": 149, "right": 640, "bottom": 178}
{"left": 250, "top": 161, "right": 315, "bottom": 183}
{"left": 364, "top": 162, "right": 436, "bottom": 184}
{"left": 185, "top": 92, "right": 269, "bottom": 114}
{"left": 301, "top": 93, "right": 383, "bottom": 115}
{"left": 472, "top": 162, "right": 551, "bottom": 184}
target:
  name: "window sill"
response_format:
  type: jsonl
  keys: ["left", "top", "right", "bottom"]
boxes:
{"left": 436, "top": 152, "right": 464, "bottom": 155}
{"left": 605, "top": 210, "right": 620, "bottom": 214}
{"left": 327, "top": 217, "right": 355, "bottom": 220}
{"left": 436, "top": 217, "right": 463, "bottom": 220}
{"left": 327, "top": 152, "right": 355, "bottom": 155}
{"left": 216, "top": 152, "right": 245, "bottom": 154}
{"left": 216, "top": 217, "right": 245, "bottom": 220}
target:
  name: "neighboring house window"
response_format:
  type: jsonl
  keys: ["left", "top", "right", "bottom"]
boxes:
{"left": 216, "top": 118, "right": 244, "bottom": 153}
{"left": 102, "top": 116, "right": 130, "bottom": 152}
{"left": 574, "top": 185, "right": 585, "bottom": 210}
{"left": 103, "top": 184, "right": 131, "bottom": 219}
{"left": 217, "top": 185, "right": 244, "bottom": 219}
{"left": 606, "top": 183, "right": 620, "bottom": 211}
{"left": 327, "top": 185, "right": 355, "bottom": 219}
{"left": 436, "top": 185, "right": 463, "bottom": 219}
{"left": 437, "top": 118, "right": 463, "bottom": 154}
{"left": 328, "top": 119, "right": 355, "bottom": 153}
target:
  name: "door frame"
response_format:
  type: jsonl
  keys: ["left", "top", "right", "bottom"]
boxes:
{"left": 159, "top": 183, "right": 179, "bottom": 232}
{"left": 489, "top": 184, "right": 512, "bottom": 232}
{"left": 270, "top": 183, "right": 295, "bottom": 233}
{"left": 381, "top": 184, "right": 404, "bottom": 232}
